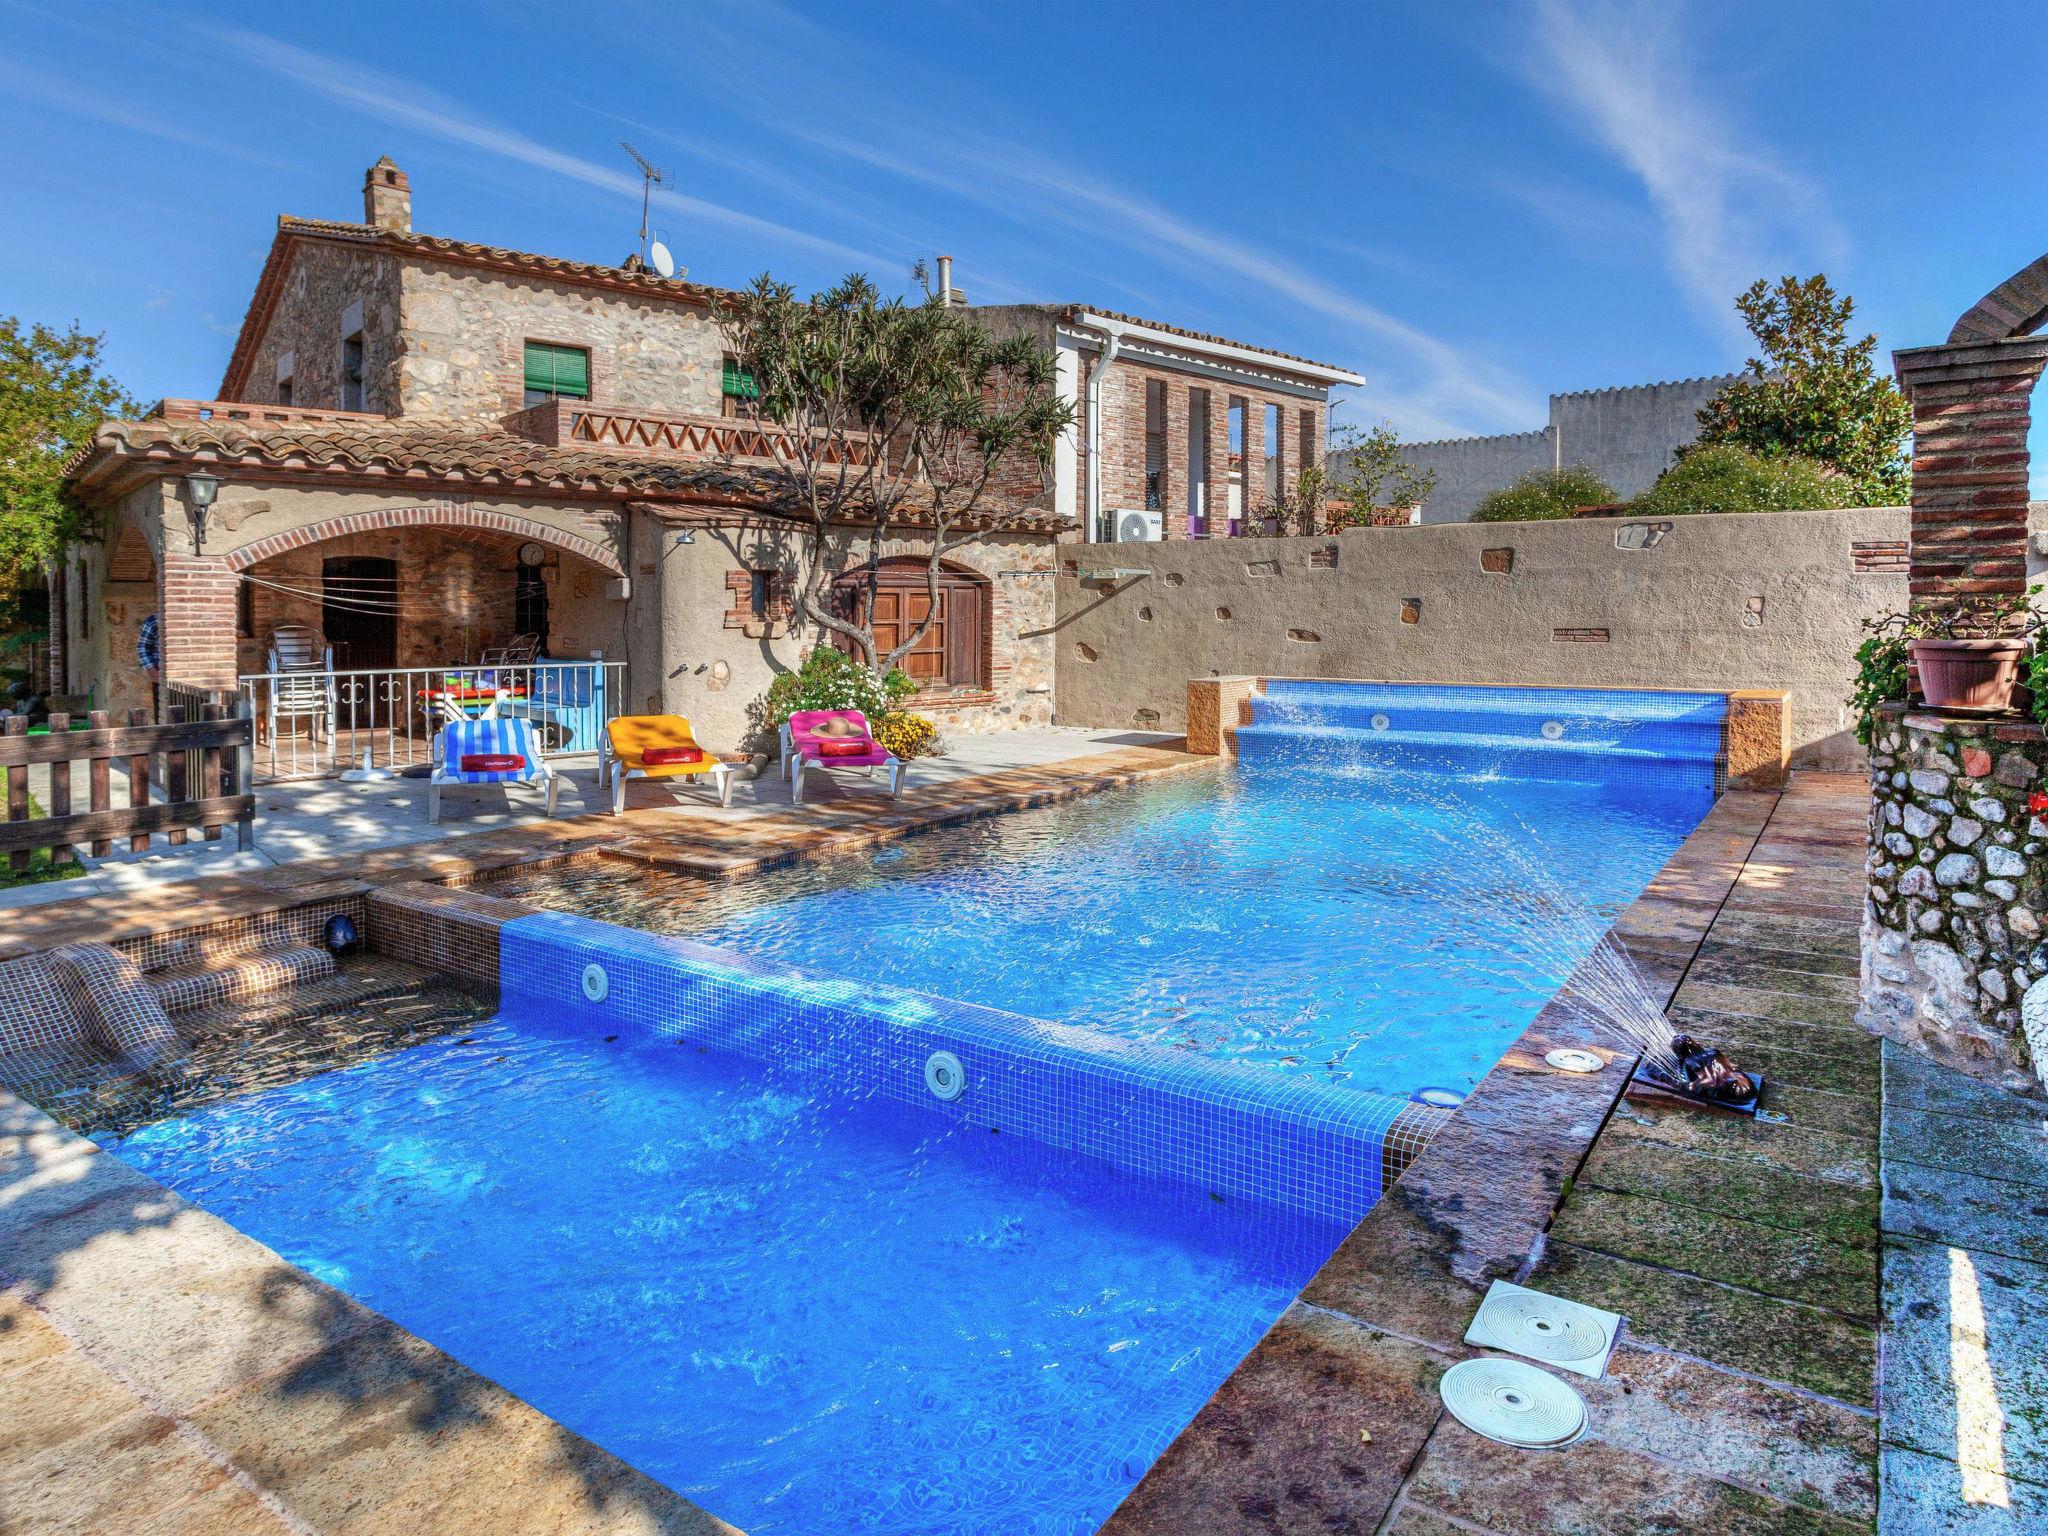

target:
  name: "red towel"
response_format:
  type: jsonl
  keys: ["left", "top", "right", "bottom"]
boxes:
{"left": 459, "top": 753, "right": 526, "bottom": 773}
{"left": 817, "top": 738, "right": 873, "bottom": 758}
{"left": 642, "top": 745, "right": 707, "bottom": 766}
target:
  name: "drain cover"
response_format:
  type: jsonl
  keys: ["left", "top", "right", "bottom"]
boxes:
{"left": 1439, "top": 1357, "right": 1587, "bottom": 1448}
{"left": 1541, "top": 720, "right": 1565, "bottom": 740}
{"left": 1545, "top": 1048, "right": 1605, "bottom": 1074}
{"left": 1465, "top": 1280, "right": 1621, "bottom": 1379}
{"left": 924, "top": 1050, "right": 966, "bottom": 1101}
{"left": 1369, "top": 712, "right": 1391, "bottom": 731}
{"left": 581, "top": 963, "right": 608, "bottom": 1003}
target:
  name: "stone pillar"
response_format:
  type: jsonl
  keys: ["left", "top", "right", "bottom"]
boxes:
{"left": 1894, "top": 336, "right": 2048, "bottom": 606}
{"left": 1864, "top": 707, "right": 2048, "bottom": 1094}
{"left": 1724, "top": 691, "right": 1790, "bottom": 790}
{"left": 1162, "top": 384, "right": 1190, "bottom": 541}
{"left": 1186, "top": 676, "right": 1262, "bottom": 756}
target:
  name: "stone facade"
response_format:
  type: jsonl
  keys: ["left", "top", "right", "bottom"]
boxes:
{"left": 236, "top": 241, "right": 404, "bottom": 417}
{"left": 395, "top": 262, "right": 725, "bottom": 424}
{"left": 1862, "top": 707, "right": 2048, "bottom": 1093}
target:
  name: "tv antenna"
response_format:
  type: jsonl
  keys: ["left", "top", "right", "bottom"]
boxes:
{"left": 620, "top": 141, "right": 670, "bottom": 266}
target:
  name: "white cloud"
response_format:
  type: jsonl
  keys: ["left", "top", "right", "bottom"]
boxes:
{"left": 203, "top": 26, "right": 887, "bottom": 272}
{"left": 1522, "top": 0, "right": 1843, "bottom": 342}
{"left": 0, "top": 62, "right": 284, "bottom": 167}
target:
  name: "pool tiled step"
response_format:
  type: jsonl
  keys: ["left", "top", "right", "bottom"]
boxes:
{"left": 147, "top": 944, "right": 337, "bottom": 1016}
{"left": 1233, "top": 721, "right": 1725, "bottom": 765}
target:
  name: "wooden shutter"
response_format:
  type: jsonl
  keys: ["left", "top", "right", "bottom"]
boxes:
{"left": 721, "top": 357, "right": 759, "bottom": 400}
{"left": 943, "top": 580, "right": 984, "bottom": 688}
{"left": 524, "top": 343, "right": 589, "bottom": 400}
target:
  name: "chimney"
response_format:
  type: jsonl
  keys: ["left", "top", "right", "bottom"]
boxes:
{"left": 937, "top": 254, "right": 965, "bottom": 308}
{"left": 363, "top": 156, "right": 411, "bottom": 233}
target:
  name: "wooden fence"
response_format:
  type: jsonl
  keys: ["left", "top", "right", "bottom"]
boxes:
{"left": 0, "top": 700, "right": 255, "bottom": 874}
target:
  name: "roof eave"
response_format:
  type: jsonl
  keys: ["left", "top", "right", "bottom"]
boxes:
{"left": 1069, "top": 310, "right": 1363, "bottom": 388}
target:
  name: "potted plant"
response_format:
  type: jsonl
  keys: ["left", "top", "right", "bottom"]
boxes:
{"left": 1909, "top": 590, "right": 2033, "bottom": 712}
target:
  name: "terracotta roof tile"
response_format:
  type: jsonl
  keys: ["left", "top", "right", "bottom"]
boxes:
{"left": 66, "top": 411, "right": 1064, "bottom": 530}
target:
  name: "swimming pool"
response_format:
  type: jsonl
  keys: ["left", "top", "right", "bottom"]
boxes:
{"left": 100, "top": 682, "right": 1729, "bottom": 1535}
{"left": 487, "top": 682, "right": 1723, "bottom": 1100}
{"left": 111, "top": 1011, "right": 1337, "bottom": 1535}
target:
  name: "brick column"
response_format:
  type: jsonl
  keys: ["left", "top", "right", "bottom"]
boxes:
{"left": 1895, "top": 336, "right": 2048, "bottom": 605}
{"left": 158, "top": 554, "right": 241, "bottom": 689}
{"left": 1203, "top": 394, "right": 1230, "bottom": 538}
{"left": 1243, "top": 403, "right": 1268, "bottom": 524}
{"left": 1162, "top": 383, "right": 1190, "bottom": 540}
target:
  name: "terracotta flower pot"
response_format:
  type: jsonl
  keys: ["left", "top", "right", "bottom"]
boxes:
{"left": 1911, "top": 636, "right": 2027, "bottom": 711}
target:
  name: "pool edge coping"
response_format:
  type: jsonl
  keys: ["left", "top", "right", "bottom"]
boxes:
{"left": 1095, "top": 779, "right": 1785, "bottom": 1535}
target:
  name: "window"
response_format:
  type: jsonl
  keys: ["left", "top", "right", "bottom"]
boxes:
{"left": 340, "top": 331, "right": 365, "bottom": 411}
{"left": 1265, "top": 402, "right": 1283, "bottom": 501}
{"left": 831, "top": 560, "right": 988, "bottom": 690}
{"left": 236, "top": 579, "right": 254, "bottom": 639}
{"left": 277, "top": 376, "right": 293, "bottom": 407}
{"left": 1143, "top": 378, "right": 1166, "bottom": 511}
{"left": 523, "top": 342, "right": 591, "bottom": 407}
{"left": 749, "top": 570, "right": 772, "bottom": 619}
{"left": 721, "top": 355, "right": 760, "bottom": 419}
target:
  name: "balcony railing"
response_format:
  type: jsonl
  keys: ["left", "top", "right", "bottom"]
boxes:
{"left": 504, "top": 397, "right": 884, "bottom": 467}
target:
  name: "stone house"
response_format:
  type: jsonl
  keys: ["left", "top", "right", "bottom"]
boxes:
{"left": 56, "top": 158, "right": 1357, "bottom": 751}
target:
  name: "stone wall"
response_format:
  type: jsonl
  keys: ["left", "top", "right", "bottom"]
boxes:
{"left": 1862, "top": 707, "right": 2048, "bottom": 1094}
{"left": 234, "top": 240, "right": 403, "bottom": 414}
{"left": 1347, "top": 374, "right": 1741, "bottom": 524}
{"left": 1051, "top": 506, "right": 1926, "bottom": 769}
{"left": 396, "top": 262, "right": 726, "bottom": 424}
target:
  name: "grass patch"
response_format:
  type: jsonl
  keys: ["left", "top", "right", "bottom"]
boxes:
{"left": 0, "top": 795, "right": 88, "bottom": 889}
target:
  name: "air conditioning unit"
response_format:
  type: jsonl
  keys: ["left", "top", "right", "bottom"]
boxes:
{"left": 1113, "top": 508, "right": 1162, "bottom": 542}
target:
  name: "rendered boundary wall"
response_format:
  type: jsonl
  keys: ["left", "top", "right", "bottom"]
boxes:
{"left": 1052, "top": 506, "right": 1934, "bottom": 771}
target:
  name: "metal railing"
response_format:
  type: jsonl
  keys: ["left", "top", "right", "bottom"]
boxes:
{"left": 236, "top": 658, "right": 625, "bottom": 781}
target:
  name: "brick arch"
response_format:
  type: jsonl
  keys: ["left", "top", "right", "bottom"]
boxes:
{"left": 1948, "top": 252, "right": 2048, "bottom": 343}
{"left": 222, "top": 501, "right": 624, "bottom": 577}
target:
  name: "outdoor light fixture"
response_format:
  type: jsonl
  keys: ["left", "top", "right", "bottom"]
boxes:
{"left": 673, "top": 529, "right": 696, "bottom": 546}
{"left": 182, "top": 472, "right": 220, "bottom": 551}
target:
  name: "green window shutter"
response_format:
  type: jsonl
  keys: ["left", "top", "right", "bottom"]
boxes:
{"left": 524, "top": 342, "right": 589, "bottom": 399}
{"left": 722, "top": 358, "right": 759, "bottom": 399}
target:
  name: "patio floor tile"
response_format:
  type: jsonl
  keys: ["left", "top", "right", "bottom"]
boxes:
{"left": 1100, "top": 1303, "right": 1448, "bottom": 1536}
{"left": 1881, "top": 1161, "right": 2048, "bottom": 1266}
{"left": 1879, "top": 1238, "right": 2048, "bottom": 1488}
{"left": 1548, "top": 1186, "right": 1878, "bottom": 1320}
{"left": 1528, "top": 1241, "right": 1877, "bottom": 1407}
{"left": 1878, "top": 1445, "right": 2048, "bottom": 1535}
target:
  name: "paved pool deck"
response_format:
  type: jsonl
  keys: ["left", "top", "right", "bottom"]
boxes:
{"left": 0, "top": 726, "right": 1176, "bottom": 914}
{"left": 4, "top": 763, "right": 2045, "bottom": 1533}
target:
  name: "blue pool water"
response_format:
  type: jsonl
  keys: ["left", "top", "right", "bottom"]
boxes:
{"left": 109, "top": 1013, "right": 1340, "bottom": 1536}
{"left": 498, "top": 683, "right": 1723, "bottom": 1099}
{"left": 105, "top": 682, "right": 1728, "bottom": 1536}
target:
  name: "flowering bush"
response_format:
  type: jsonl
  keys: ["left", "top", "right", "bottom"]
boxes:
{"left": 875, "top": 712, "right": 941, "bottom": 760}
{"left": 760, "top": 646, "right": 915, "bottom": 730}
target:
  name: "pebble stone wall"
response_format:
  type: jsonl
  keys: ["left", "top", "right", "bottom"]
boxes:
{"left": 1863, "top": 704, "right": 2048, "bottom": 1093}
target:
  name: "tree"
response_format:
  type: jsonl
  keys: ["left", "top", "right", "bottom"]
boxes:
{"left": 1694, "top": 275, "right": 1911, "bottom": 505}
{"left": 1317, "top": 420, "right": 1437, "bottom": 529}
{"left": 0, "top": 318, "right": 135, "bottom": 583}
{"left": 1630, "top": 444, "right": 1856, "bottom": 517}
{"left": 716, "top": 274, "right": 1071, "bottom": 677}
{"left": 1471, "top": 465, "right": 1617, "bottom": 522}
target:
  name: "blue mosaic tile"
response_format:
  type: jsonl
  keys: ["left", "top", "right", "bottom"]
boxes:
{"left": 499, "top": 910, "right": 1407, "bottom": 1231}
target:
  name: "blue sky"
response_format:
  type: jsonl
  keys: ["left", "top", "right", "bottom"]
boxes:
{"left": 3, "top": 0, "right": 2044, "bottom": 466}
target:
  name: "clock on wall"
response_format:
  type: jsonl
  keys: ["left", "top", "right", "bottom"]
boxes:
{"left": 517, "top": 541, "right": 547, "bottom": 568}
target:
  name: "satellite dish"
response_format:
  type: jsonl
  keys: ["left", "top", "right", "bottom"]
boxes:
{"left": 649, "top": 240, "right": 675, "bottom": 279}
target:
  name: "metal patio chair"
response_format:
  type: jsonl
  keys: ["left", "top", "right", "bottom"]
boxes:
{"left": 263, "top": 625, "right": 337, "bottom": 774}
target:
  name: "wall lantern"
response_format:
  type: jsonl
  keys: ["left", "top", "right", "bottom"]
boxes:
{"left": 182, "top": 471, "right": 220, "bottom": 551}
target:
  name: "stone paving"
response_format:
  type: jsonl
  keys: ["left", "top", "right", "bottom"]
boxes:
{"left": 5, "top": 761, "right": 2045, "bottom": 1533}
